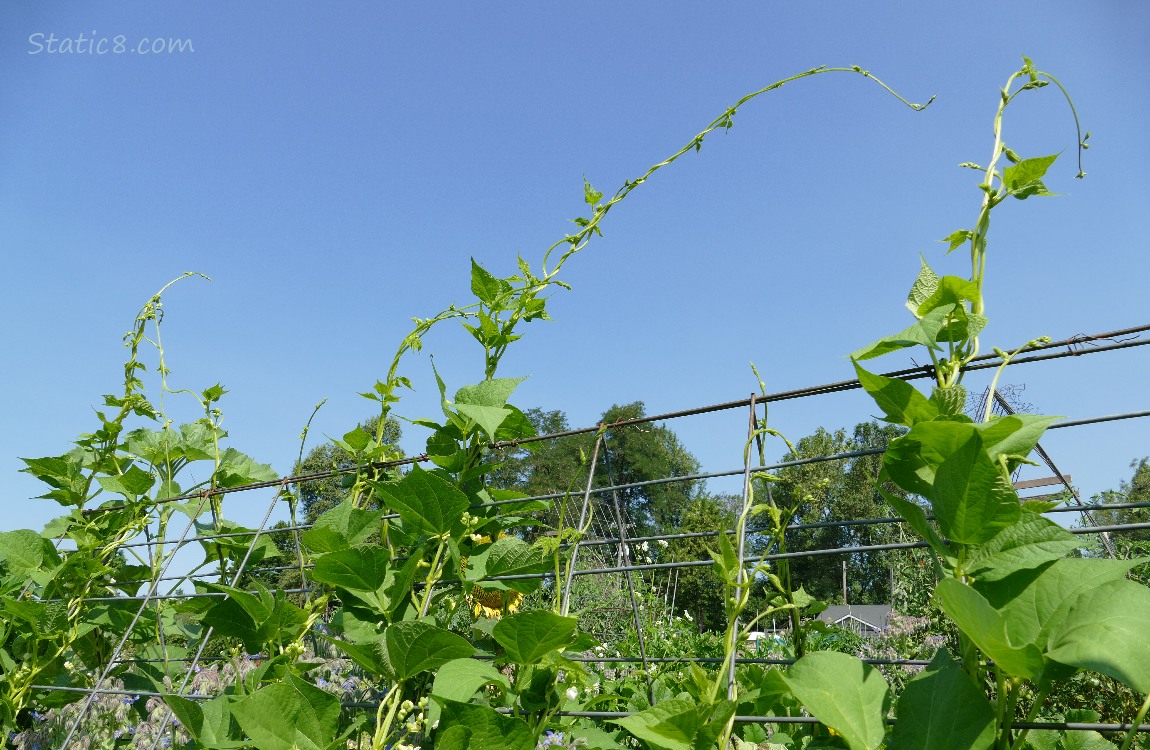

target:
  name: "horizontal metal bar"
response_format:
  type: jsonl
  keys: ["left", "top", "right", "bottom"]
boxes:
{"left": 81, "top": 324, "right": 1150, "bottom": 517}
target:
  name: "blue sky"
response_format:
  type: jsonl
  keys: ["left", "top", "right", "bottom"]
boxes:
{"left": 1, "top": 2, "right": 1147, "bottom": 534}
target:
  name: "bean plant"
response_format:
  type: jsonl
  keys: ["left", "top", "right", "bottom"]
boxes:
{"left": 2, "top": 57, "right": 1148, "bottom": 750}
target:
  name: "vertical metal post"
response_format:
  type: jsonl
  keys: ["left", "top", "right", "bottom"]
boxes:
{"left": 602, "top": 433, "right": 655, "bottom": 706}
{"left": 843, "top": 560, "right": 849, "bottom": 605}
{"left": 561, "top": 434, "right": 603, "bottom": 617}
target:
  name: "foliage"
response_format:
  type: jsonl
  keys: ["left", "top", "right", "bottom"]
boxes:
{"left": 764, "top": 421, "right": 906, "bottom": 605}
{"left": 1094, "top": 458, "right": 1150, "bottom": 551}
{"left": 488, "top": 403, "right": 705, "bottom": 537}
{"left": 668, "top": 494, "right": 739, "bottom": 632}
{"left": 295, "top": 415, "right": 403, "bottom": 523}
{"left": 4, "top": 58, "right": 1148, "bottom": 750}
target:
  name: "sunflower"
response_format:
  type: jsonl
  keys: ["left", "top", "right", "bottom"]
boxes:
{"left": 466, "top": 533, "right": 525, "bottom": 620}
{"left": 470, "top": 585, "right": 524, "bottom": 620}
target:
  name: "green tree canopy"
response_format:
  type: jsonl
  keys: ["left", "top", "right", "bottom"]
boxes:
{"left": 488, "top": 402, "right": 704, "bottom": 537}
{"left": 1093, "top": 458, "right": 1150, "bottom": 583}
{"left": 667, "top": 493, "right": 739, "bottom": 632}
{"left": 760, "top": 421, "right": 907, "bottom": 605}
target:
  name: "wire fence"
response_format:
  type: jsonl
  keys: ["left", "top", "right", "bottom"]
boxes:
{"left": 15, "top": 322, "right": 1150, "bottom": 746}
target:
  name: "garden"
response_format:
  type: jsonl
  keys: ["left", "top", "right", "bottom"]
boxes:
{"left": 2, "top": 58, "right": 1149, "bottom": 750}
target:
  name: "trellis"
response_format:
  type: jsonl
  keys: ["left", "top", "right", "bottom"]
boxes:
{"left": 13, "top": 322, "right": 1150, "bottom": 748}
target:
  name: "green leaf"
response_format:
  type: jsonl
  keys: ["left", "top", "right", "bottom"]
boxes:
{"left": 20, "top": 454, "right": 87, "bottom": 506}
{"left": 891, "top": 650, "right": 994, "bottom": 750}
{"left": 932, "top": 430, "right": 1019, "bottom": 544}
{"left": 381, "top": 620, "right": 475, "bottom": 680}
{"left": 905, "top": 255, "right": 940, "bottom": 314}
{"left": 964, "top": 512, "right": 1079, "bottom": 582}
{"left": 934, "top": 578, "right": 1043, "bottom": 679}
{"left": 215, "top": 448, "right": 278, "bottom": 487}
{"left": 0, "top": 529, "right": 61, "bottom": 574}
{"left": 195, "top": 519, "right": 280, "bottom": 566}
{"left": 341, "top": 426, "right": 372, "bottom": 452}
{"left": 165, "top": 694, "right": 245, "bottom": 748}
{"left": 2, "top": 599, "right": 69, "bottom": 635}
{"left": 455, "top": 377, "right": 528, "bottom": 408}
{"left": 428, "top": 658, "right": 509, "bottom": 728}
{"left": 301, "top": 498, "right": 384, "bottom": 553}
{"left": 1003, "top": 154, "right": 1059, "bottom": 197}
{"left": 936, "top": 307, "right": 988, "bottom": 345}
{"left": 888, "top": 422, "right": 1022, "bottom": 544}
{"left": 178, "top": 422, "right": 219, "bottom": 461}
{"left": 850, "top": 305, "right": 952, "bottom": 362}
{"left": 96, "top": 464, "right": 156, "bottom": 498}
{"left": 312, "top": 544, "right": 419, "bottom": 614}
{"left": 878, "top": 488, "right": 948, "bottom": 557}
{"left": 915, "top": 276, "right": 978, "bottom": 317}
{"left": 455, "top": 403, "right": 513, "bottom": 440}
{"left": 465, "top": 536, "right": 549, "bottom": 594}
{"left": 940, "top": 230, "right": 972, "bottom": 254}
{"left": 1046, "top": 579, "right": 1150, "bottom": 692}
{"left": 976, "top": 414, "right": 1061, "bottom": 473}
{"left": 325, "top": 637, "right": 388, "bottom": 675}
{"left": 984, "top": 558, "right": 1149, "bottom": 652}
{"left": 583, "top": 177, "right": 603, "bottom": 206}
{"left": 310, "top": 544, "right": 392, "bottom": 592}
{"left": 425, "top": 421, "right": 464, "bottom": 466}
{"left": 780, "top": 652, "right": 889, "bottom": 750}
{"left": 492, "top": 610, "right": 579, "bottom": 664}
{"left": 231, "top": 672, "right": 340, "bottom": 750}
{"left": 376, "top": 466, "right": 469, "bottom": 536}
{"left": 435, "top": 699, "right": 535, "bottom": 750}
{"left": 471, "top": 258, "right": 503, "bottom": 305}
{"left": 1012, "top": 180, "right": 1057, "bottom": 200}
{"left": 195, "top": 582, "right": 307, "bottom": 653}
{"left": 609, "top": 699, "right": 705, "bottom": 750}
{"left": 853, "top": 361, "right": 938, "bottom": 427}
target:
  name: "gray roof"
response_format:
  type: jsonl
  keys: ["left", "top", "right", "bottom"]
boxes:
{"left": 815, "top": 605, "right": 893, "bottom": 632}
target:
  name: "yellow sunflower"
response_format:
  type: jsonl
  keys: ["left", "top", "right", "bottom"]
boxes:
{"left": 470, "top": 585, "right": 524, "bottom": 619}
{"left": 466, "top": 533, "right": 524, "bottom": 620}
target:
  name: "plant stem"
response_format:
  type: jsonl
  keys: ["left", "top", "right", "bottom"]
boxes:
{"left": 1118, "top": 692, "right": 1150, "bottom": 750}
{"left": 372, "top": 683, "right": 404, "bottom": 750}
{"left": 418, "top": 536, "right": 449, "bottom": 617}
{"left": 1012, "top": 678, "right": 1052, "bottom": 750}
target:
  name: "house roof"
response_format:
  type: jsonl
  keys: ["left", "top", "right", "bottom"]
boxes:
{"left": 815, "top": 605, "right": 893, "bottom": 632}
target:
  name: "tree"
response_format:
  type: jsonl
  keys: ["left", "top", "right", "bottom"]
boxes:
{"left": 667, "top": 493, "right": 739, "bottom": 633}
{"left": 488, "top": 402, "right": 704, "bottom": 537}
{"left": 1093, "top": 458, "right": 1150, "bottom": 542}
{"left": 598, "top": 403, "right": 703, "bottom": 535}
{"left": 1092, "top": 458, "right": 1150, "bottom": 586}
{"left": 759, "top": 421, "right": 907, "bottom": 605}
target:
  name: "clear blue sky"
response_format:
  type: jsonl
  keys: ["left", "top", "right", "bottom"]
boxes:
{"left": 2, "top": 2, "right": 1147, "bottom": 534}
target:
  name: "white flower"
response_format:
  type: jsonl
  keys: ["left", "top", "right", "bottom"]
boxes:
{"left": 657, "top": 539, "right": 669, "bottom": 548}
{"left": 565, "top": 687, "right": 579, "bottom": 701}
{"left": 683, "top": 610, "right": 693, "bottom": 622}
